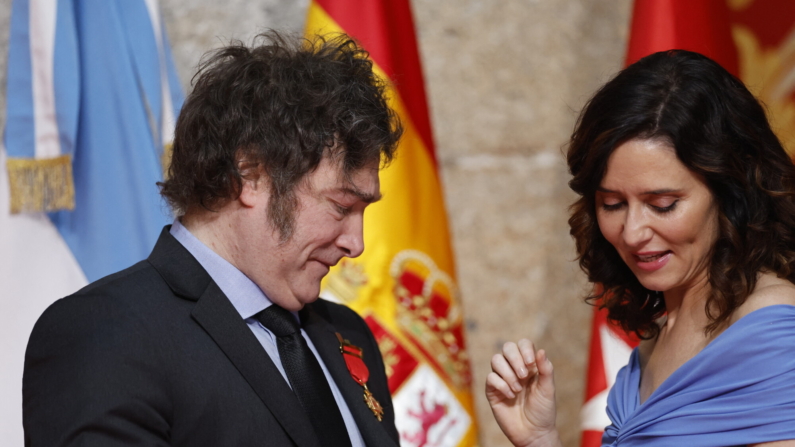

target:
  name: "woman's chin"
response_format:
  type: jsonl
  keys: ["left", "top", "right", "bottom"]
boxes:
{"left": 634, "top": 275, "right": 671, "bottom": 294}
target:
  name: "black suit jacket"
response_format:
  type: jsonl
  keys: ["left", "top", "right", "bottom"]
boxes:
{"left": 23, "top": 227, "right": 399, "bottom": 447}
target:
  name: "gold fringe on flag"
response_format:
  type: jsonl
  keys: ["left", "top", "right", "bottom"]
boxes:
{"left": 161, "top": 142, "right": 173, "bottom": 180}
{"left": 6, "top": 155, "right": 75, "bottom": 213}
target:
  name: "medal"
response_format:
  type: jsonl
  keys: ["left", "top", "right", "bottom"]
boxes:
{"left": 336, "top": 332, "right": 384, "bottom": 421}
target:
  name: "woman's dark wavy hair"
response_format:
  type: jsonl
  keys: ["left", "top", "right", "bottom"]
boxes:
{"left": 567, "top": 50, "right": 795, "bottom": 338}
{"left": 159, "top": 31, "right": 402, "bottom": 240}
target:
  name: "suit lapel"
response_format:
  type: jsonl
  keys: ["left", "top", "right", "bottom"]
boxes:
{"left": 148, "top": 227, "right": 320, "bottom": 447}
{"left": 191, "top": 281, "right": 321, "bottom": 447}
{"left": 302, "top": 308, "right": 400, "bottom": 447}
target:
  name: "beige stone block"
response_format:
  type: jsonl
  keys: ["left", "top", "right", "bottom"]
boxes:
{"left": 442, "top": 152, "right": 593, "bottom": 447}
{"left": 160, "top": 0, "right": 307, "bottom": 89}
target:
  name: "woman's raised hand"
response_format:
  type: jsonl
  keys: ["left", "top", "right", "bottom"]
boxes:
{"left": 485, "top": 339, "right": 562, "bottom": 447}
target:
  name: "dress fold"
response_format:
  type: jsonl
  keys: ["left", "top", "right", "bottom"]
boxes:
{"left": 603, "top": 305, "right": 795, "bottom": 446}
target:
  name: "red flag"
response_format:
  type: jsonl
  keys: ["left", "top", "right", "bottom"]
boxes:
{"left": 625, "top": 0, "right": 738, "bottom": 74}
{"left": 580, "top": 299, "right": 639, "bottom": 446}
{"left": 581, "top": 1, "right": 795, "bottom": 445}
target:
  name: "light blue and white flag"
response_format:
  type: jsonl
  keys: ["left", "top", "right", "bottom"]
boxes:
{"left": 1, "top": 0, "right": 183, "bottom": 442}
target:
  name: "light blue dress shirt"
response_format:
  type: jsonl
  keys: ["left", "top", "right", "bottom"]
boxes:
{"left": 170, "top": 220, "right": 365, "bottom": 446}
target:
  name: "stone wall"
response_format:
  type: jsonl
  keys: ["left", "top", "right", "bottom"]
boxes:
{"left": 170, "top": 1, "right": 632, "bottom": 443}
{"left": 0, "top": 1, "right": 631, "bottom": 445}
{"left": 410, "top": 2, "right": 631, "bottom": 446}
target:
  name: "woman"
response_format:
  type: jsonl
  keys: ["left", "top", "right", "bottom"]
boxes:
{"left": 486, "top": 50, "right": 795, "bottom": 446}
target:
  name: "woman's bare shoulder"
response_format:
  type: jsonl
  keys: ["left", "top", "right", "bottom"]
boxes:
{"left": 749, "top": 440, "right": 795, "bottom": 447}
{"left": 733, "top": 273, "right": 795, "bottom": 323}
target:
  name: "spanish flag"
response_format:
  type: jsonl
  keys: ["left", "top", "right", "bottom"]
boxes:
{"left": 581, "top": 1, "right": 795, "bottom": 445}
{"left": 306, "top": 2, "right": 478, "bottom": 446}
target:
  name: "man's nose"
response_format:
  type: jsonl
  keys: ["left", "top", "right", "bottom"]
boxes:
{"left": 622, "top": 206, "right": 653, "bottom": 247}
{"left": 337, "top": 215, "right": 365, "bottom": 258}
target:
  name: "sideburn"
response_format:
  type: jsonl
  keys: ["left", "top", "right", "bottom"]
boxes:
{"left": 268, "top": 187, "right": 298, "bottom": 244}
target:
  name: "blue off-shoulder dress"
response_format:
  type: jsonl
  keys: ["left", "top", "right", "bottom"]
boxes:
{"left": 602, "top": 305, "right": 795, "bottom": 446}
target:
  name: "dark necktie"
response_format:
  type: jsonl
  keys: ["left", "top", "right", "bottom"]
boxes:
{"left": 257, "top": 305, "right": 353, "bottom": 447}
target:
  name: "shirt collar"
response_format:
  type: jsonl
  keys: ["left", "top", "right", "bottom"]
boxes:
{"left": 170, "top": 219, "right": 272, "bottom": 319}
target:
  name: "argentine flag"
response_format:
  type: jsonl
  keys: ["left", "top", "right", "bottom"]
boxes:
{"left": 1, "top": 0, "right": 183, "bottom": 443}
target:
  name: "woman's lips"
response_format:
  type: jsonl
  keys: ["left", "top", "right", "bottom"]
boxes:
{"left": 633, "top": 251, "right": 672, "bottom": 272}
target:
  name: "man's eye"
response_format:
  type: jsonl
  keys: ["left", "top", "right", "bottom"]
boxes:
{"left": 336, "top": 204, "right": 352, "bottom": 216}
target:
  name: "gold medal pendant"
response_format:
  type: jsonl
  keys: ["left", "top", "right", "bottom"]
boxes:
{"left": 337, "top": 332, "right": 385, "bottom": 421}
{"left": 362, "top": 385, "right": 384, "bottom": 421}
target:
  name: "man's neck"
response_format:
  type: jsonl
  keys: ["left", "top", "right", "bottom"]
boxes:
{"left": 180, "top": 207, "right": 241, "bottom": 271}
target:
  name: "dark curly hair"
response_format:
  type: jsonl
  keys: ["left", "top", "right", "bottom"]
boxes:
{"left": 567, "top": 50, "right": 795, "bottom": 338}
{"left": 159, "top": 31, "right": 402, "bottom": 239}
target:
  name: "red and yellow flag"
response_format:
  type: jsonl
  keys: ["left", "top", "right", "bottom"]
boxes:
{"left": 306, "top": 2, "right": 479, "bottom": 446}
{"left": 581, "top": 1, "right": 795, "bottom": 445}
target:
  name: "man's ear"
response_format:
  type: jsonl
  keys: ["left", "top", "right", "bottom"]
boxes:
{"left": 238, "top": 161, "right": 267, "bottom": 208}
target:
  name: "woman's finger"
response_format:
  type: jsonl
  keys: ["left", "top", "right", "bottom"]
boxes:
{"left": 517, "top": 338, "right": 537, "bottom": 369}
{"left": 486, "top": 371, "right": 516, "bottom": 400}
{"left": 491, "top": 352, "right": 522, "bottom": 393}
{"left": 536, "top": 349, "right": 556, "bottom": 397}
{"left": 502, "top": 341, "right": 529, "bottom": 379}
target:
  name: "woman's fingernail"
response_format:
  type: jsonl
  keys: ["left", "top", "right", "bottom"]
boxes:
{"left": 512, "top": 382, "right": 523, "bottom": 393}
{"left": 518, "top": 367, "right": 528, "bottom": 378}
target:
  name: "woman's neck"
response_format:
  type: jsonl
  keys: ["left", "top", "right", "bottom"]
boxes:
{"left": 662, "top": 273, "right": 712, "bottom": 331}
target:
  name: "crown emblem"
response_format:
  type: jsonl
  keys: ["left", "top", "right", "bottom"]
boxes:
{"left": 389, "top": 250, "right": 471, "bottom": 388}
{"left": 324, "top": 259, "right": 368, "bottom": 303}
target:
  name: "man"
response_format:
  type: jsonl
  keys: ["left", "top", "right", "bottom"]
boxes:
{"left": 23, "top": 32, "right": 402, "bottom": 447}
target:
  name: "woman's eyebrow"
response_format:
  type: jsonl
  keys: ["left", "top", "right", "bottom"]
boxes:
{"left": 641, "top": 188, "right": 682, "bottom": 195}
{"left": 596, "top": 187, "right": 682, "bottom": 195}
